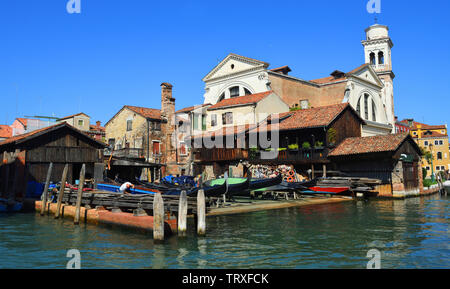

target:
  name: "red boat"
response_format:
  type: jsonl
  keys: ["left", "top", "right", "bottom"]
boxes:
{"left": 308, "top": 186, "right": 350, "bottom": 194}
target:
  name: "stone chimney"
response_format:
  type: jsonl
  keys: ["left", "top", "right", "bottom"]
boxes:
{"left": 160, "top": 82, "right": 178, "bottom": 176}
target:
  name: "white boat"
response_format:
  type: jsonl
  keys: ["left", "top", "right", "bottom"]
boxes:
{"left": 443, "top": 181, "right": 450, "bottom": 195}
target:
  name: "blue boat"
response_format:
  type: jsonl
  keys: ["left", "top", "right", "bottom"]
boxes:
{"left": 96, "top": 183, "right": 158, "bottom": 195}
{"left": 0, "top": 198, "right": 23, "bottom": 213}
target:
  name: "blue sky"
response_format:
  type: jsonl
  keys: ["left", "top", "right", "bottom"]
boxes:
{"left": 0, "top": 0, "right": 449, "bottom": 126}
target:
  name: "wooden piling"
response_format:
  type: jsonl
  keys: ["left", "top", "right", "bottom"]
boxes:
{"left": 40, "top": 163, "right": 53, "bottom": 216}
{"left": 323, "top": 164, "right": 327, "bottom": 178}
{"left": 55, "top": 164, "right": 69, "bottom": 219}
{"left": 197, "top": 189, "right": 206, "bottom": 236}
{"left": 153, "top": 193, "right": 165, "bottom": 241}
{"left": 74, "top": 164, "right": 86, "bottom": 225}
{"left": 178, "top": 190, "right": 187, "bottom": 237}
{"left": 9, "top": 160, "right": 19, "bottom": 203}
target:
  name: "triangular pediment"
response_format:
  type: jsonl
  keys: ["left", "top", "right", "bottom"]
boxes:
{"left": 349, "top": 64, "right": 383, "bottom": 87}
{"left": 203, "top": 53, "right": 269, "bottom": 82}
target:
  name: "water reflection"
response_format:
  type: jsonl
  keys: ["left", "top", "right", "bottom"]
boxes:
{"left": 0, "top": 195, "right": 448, "bottom": 268}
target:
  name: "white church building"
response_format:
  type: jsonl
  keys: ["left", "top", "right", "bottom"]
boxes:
{"left": 199, "top": 24, "right": 396, "bottom": 137}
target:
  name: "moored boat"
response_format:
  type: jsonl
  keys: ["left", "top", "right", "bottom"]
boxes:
{"left": 204, "top": 177, "right": 251, "bottom": 197}
{"left": 307, "top": 186, "right": 350, "bottom": 194}
{"left": 249, "top": 174, "right": 283, "bottom": 191}
{"left": 443, "top": 181, "right": 450, "bottom": 195}
{"left": 0, "top": 198, "right": 23, "bottom": 213}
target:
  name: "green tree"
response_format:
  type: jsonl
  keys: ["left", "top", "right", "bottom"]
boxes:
{"left": 422, "top": 167, "right": 427, "bottom": 180}
{"left": 420, "top": 146, "right": 433, "bottom": 165}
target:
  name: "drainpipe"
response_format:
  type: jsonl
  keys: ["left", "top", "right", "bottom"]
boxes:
{"left": 147, "top": 119, "right": 151, "bottom": 181}
{"left": 147, "top": 119, "right": 150, "bottom": 162}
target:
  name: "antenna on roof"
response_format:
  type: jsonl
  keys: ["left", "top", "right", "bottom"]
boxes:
{"left": 374, "top": 15, "right": 378, "bottom": 24}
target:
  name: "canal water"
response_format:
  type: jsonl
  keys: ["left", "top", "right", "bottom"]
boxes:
{"left": 0, "top": 194, "right": 448, "bottom": 269}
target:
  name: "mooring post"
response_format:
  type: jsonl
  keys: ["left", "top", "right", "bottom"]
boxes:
{"left": 55, "top": 164, "right": 69, "bottom": 219}
{"left": 9, "top": 160, "right": 19, "bottom": 204}
{"left": 197, "top": 189, "right": 206, "bottom": 236}
{"left": 178, "top": 190, "right": 188, "bottom": 237}
{"left": 74, "top": 164, "right": 86, "bottom": 225}
{"left": 323, "top": 164, "right": 327, "bottom": 178}
{"left": 40, "top": 162, "right": 53, "bottom": 216}
{"left": 153, "top": 192, "right": 165, "bottom": 242}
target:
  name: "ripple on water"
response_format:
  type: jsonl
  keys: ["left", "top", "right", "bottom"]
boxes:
{"left": 0, "top": 195, "right": 449, "bottom": 268}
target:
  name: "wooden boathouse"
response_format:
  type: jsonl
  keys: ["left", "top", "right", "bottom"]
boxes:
{"left": 0, "top": 122, "right": 106, "bottom": 200}
{"left": 328, "top": 133, "right": 423, "bottom": 197}
{"left": 192, "top": 103, "right": 365, "bottom": 178}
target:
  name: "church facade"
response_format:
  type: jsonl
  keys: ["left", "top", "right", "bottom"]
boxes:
{"left": 201, "top": 24, "right": 395, "bottom": 137}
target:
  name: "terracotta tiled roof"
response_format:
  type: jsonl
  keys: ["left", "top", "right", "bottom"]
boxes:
{"left": 270, "top": 66, "right": 292, "bottom": 74}
{"left": 207, "top": 91, "right": 273, "bottom": 110}
{"left": 58, "top": 113, "right": 90, "bottom": 121}
{"left": 16, "top": 118, "right": 28, "bottom": 127}
{"left": 125, "top": 105, "right": 161, "bottom": 120}
{"left": 347, "top": 63, "right": 370, "bottom": 75}
{"left": 176, "top": 104, "right": 211, "bottom": 114}
{"left": 0, "top": 125, "right": 12, "bottom": 139}
{"left": 250, "top": 103, "right": 362, "bottom": 133}
{"left": 328, "top": 133, "right": 411, "bottom": 157}
{"left": 0, "top": 122, "right": 105, "bottom": 147}
{"left": 399, "top": 119, "right": 446, "bottom": 131}
{"left": 89, "top": 125, "right": 105, "bottom": 132}
{"left": 416, "top": 131, "right": 448, "bottom": 138}
{"left": 310, "top": 64, "right": 369, "bottom": 85}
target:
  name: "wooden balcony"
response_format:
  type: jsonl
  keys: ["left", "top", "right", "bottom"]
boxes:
{"left": 194, "top": 147, "right": 330, "bottom": 164}
{"left": 249, "top": 148, "right": 330, "bottom": 164}
{"left": 194, "top": 148, "right": 248, "bottom": 163}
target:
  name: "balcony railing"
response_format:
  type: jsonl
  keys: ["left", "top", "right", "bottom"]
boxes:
{"left": 194, "top": 148, "right": 248, "bottom": 162}
{"left": 104, "top": 148, "right": 145, "bottom": 159}
{"left": 194, "top": 147, "right": 329, "bottom": 163}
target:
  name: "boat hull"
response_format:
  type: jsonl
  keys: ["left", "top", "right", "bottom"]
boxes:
{"left": 308, "top": 187, "right": 350, "bottom": 194}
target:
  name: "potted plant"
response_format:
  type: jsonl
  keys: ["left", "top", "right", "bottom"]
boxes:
{"left": 314, "top": 141, "right": 324, "bottom": 149}
{"left": 288, "top": 143, "right": 299, "bottom": 153}
{"left": 327, "top": 128, "right": 337, "bottom": 147}
{"left": 249, "top": 146, "right": 260, "bottom": 159}
{"left": 302, "top": 142, "right": 311, "bottom": 149}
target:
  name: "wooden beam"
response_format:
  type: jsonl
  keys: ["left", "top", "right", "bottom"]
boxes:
{"left": 197, "top": 189, "right": 206, "bottom": 236}
{"left": 40, "top": 163, "right": 53, "bottom": 216}
{"left": 153, "top": 193, "right": 165, "bottom": 242}
{"left": 178, "top": 190, "right": 187, "bottom": 237}
{"left": 55, "top": 164, "right": 69, "bottom": 219}
{"left": 74, "top": 164, "right": 86, "bottom": 225}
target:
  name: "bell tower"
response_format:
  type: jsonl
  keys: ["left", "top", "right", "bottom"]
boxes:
{"left": 362, "top": 24, "right": 395, "bottom": 132}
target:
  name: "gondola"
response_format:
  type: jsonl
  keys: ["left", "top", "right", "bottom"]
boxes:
{"left": 204, "top": 177, "right": 251, "bottom": 197}
{"left": 188, "top": 181, "right": 227, "bottom": 197}
{"left": 249, "top": 174, "right": 283, "bottom": 191}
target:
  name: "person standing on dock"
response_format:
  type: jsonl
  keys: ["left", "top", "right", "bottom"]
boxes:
{"left": 119, "top": 182, "right": 135, "bottom": 194}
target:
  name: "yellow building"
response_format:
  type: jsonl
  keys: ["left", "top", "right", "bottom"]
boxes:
{"left": 401, "top": 119, "right": 450, "bottom": 177}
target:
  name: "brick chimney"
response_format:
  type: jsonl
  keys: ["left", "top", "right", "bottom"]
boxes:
{"left": 160, "top": 82, "right": 177, "bottom": 176}
{"left": 96, "top": 121, "right": 101, "bottom": 128}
